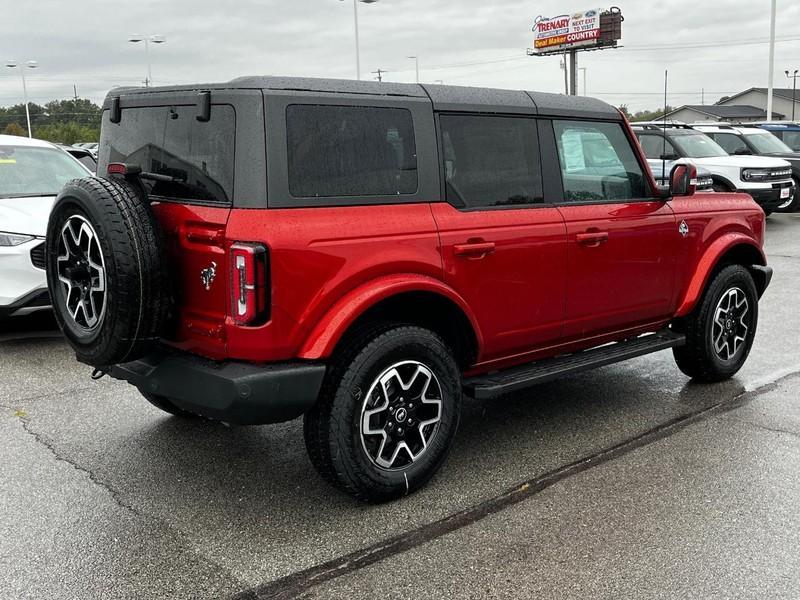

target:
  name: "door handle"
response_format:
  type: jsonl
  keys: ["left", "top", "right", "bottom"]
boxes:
{"left": 576, "top": 231, "right": 609, "bottom": 247}
{"left": 454, "top": 240, "right": 496, "bottom": 258}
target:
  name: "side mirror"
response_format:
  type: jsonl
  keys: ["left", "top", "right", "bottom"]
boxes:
{"left": 734, "top": 148, "right": 752, "bottom": 155}
{"left": 670, "top": 162, "right": 697, "bottom": 197}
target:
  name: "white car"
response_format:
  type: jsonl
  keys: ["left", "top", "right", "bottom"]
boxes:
{"left": 0, "top": 135, "right": 92, "bottom": 319}
{"left": 632, "top": 123, "right": 794, "bottom": 215}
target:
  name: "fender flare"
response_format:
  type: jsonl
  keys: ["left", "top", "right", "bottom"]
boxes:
{"left": 297, "top": 274, "right": 484, "bottom": 360}
{"left": 710, "top": 173, "right": 738, "bottom": 192}
{"left": 674, "top": 233, "right": 766, "bottom": 317}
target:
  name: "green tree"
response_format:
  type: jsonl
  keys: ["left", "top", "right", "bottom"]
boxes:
{"left": 0, "top": 98, "right": 101, "bottom": 143}
{"left": 2, "top": 122, "right": 26, "bottom": 136}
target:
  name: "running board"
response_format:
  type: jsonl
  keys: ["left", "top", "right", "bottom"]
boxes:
{"left": 463, "top": 329, "right": 685, "bottom": 400}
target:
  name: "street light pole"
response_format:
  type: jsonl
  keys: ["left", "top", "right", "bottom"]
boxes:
{"left": 128, "top": 34, "right": 166, "bottom": 87}
{"left": 408, "top": 56, "right": 419, "bottom": 83}
{"left": 786, "top": 69, "right": 798, "bottom": 121}
{"left": 767, "top": 0, "right": 776, "bottom": 122}
{"left": 5, "top": 60, "right": 37, "bottom": 138}
{"left": 341, "top": 0, "right": 377, "bottom": 80}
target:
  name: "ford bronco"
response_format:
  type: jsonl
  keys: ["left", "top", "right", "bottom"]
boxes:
{"left": 45, "top": 77, "right": 772, "bottom": 502}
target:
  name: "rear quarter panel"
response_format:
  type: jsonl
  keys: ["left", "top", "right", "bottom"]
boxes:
{"left": 669, "top": 192, "right": 765, "bottom": 316}
{"left": 223, "top": 203, "right": 443, "bottom": 362}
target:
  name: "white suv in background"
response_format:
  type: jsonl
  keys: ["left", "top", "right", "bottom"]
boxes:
{"left": 0, "top": 135, "right": 92, "bottom": 319}
{"left": 632, "top": 123, "right": 794, "bottom": 215}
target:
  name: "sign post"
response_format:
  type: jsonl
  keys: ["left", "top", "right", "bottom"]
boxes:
{"left": 529, "top": 7, "right": 623, "bottom": 96}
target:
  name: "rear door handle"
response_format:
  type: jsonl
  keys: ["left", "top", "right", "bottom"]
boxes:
{"left": 454, "top": 241, "right": 496, "bottom": 258}
{"left": 576, "top": 231, "right": 609, "bottom": 247}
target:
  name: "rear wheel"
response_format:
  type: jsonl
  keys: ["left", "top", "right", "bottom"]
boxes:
{"left": 672, "top": 265, "right": 759, "bottom": 382}
{"left": 303, "top": 326, "right": 461, "bottom": 503}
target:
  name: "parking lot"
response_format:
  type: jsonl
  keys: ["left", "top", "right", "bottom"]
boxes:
{"left": 1, "top": 213, "right": 799, "bottom": 599}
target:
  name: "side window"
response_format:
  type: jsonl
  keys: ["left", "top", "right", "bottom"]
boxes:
{"left": 780, "top": 131, "right": 800, "bottom": 151}
{"left": 554, "top": 120, "right": 647, "bottom": 202}
{"left": 712, "top": 133, "right": 748, "bottom": 154}
{"left": 438, "top": 114, "right": 543, "bottom": 209}
{"left": 286, "top": 104, "right": 417, "bottom": 198}
{"left": 638, "top": 134, "right": 677, "bottom": 159}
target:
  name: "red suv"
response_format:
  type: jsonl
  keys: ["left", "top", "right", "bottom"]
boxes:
{"left": 45, "top": 77, "right": 772, "bottom": 502}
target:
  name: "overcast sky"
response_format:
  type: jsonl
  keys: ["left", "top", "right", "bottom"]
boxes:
{"left": 2, "top": 0, "right": 800, "bottom": 112}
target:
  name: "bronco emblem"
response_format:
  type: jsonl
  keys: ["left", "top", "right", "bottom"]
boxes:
{"left": 678, "top": 220, "right": 689, "bottom": 237}
{"left": 200, "top": 261, "right": 217, "bottom": 291}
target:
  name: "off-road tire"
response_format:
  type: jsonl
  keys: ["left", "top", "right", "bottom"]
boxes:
{"left": 140, "top": 392, "right": 200, "bottom": 419}
{"left": 672, "top": 264, "right": 758, "bottom": 382}
{"left": 303, "top": 326, "right": 461, "bottom": 503}
{"left": 45, "top": 177, "right": 170, "bottom": 367}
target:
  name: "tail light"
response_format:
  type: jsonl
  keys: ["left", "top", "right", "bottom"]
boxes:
{"left": 230, "top": 243, "right": 269, "bottom": 325}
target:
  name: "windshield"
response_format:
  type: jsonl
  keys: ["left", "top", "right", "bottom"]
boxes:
{"left": 745, "top": 131, "right": 794, "bottom": 154}
{"left": 673, "top": 133, "right": 729, "bottom": 158}
{"left": 0, "top": 145, "right": 88, "bottom": 199}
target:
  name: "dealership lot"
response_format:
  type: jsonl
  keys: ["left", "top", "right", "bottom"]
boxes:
{"left": 2, "top": 213, "right": 799, "bottom": 599}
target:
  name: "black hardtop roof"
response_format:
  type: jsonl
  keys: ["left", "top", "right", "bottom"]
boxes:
{"left": 104, "top": 76, "right": 620, "bottom": 120}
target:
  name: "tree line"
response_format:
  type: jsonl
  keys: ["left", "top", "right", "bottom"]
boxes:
{"left": 618, "top": 104, "right": 675, "bottom": 122}
{"left": 0, "top": 98, "right": 101, "bottom": 144}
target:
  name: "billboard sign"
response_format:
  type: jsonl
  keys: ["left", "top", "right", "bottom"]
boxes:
{"left": 533, "top": 9, "right": 601, "bottom": 52}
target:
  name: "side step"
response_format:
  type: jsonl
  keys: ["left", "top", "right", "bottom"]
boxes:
{"left": 463, "top": 329, "right": 685, "bottom": 400}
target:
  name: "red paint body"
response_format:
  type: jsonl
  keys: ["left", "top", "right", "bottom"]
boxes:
{"left": 152, "top": 188, "right": 765, "bottom": 376}
{"left": 149, "top": 109, "right": 765, "bottom": 374}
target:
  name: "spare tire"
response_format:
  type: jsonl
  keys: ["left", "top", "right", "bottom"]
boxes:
{"left": 45, "top": 177, "right": 171, "bottom": 367}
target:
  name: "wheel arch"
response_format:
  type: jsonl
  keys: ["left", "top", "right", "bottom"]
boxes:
{"left": 675, "top": 235, "right": 767, "bottom": 317}
{"left": 298, "top": 275, "right": 483, "bottom": 369}
{"left": 710, "top": 174, "right": 737, "bottom": 191}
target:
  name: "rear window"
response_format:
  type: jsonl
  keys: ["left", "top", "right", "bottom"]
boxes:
{"left": 286, "top": 104, "right": 417, "bottom": 198}
{"left": 98, "top": 105, "right": 235, "bottom": 204}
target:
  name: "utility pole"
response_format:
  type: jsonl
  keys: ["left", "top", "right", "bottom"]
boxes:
{"left": 372, "top": 68, "right": 386, "bottom": 82}
{"left": 408, "top": 56, "right": 419, "bottom": 83}
{"left": 578, "top": 67, "right": 587, "bottom": 96}
{"left": 73, "top": 84, "right": 78, "bottom": 101}
{"left": 569, "top": 50, "right": 578, "bottom": 96}
{"left": 767, "top": 0, "right": 776, "bottom": 121}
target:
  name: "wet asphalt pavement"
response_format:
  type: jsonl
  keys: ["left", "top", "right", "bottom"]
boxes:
{"left": 1, "top": 214, "right": 799, "bottom": 600}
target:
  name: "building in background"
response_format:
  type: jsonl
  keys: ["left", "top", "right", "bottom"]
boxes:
{"left": 661, "top": 104, "right": 783, "bottom": 123}
{"left": 715, "top": 88, "right": 800, "bottom": 121}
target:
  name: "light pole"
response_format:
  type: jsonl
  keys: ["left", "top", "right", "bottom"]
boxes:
{"left": 128, "top": 34, "right": 166, "bottom": 87}
{"left": 5, "top": 60, "right": 37, "bottom": 138}
{"left": 578, "top": 67, "right": 587, "bottom": 96}
{"left": 786, "top": 69, "right": 798, "bottom": 121}
{"left": 408, "top": 56, "right": 419, "bottom": 83}
{"left": 340, "top": 0, "right": 378, "bottom": 80}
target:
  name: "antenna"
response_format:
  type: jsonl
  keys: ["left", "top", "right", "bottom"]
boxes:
{"left": 662, "top": 69, "right": 668, "bottom": 183}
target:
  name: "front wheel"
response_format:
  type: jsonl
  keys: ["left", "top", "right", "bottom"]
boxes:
{"left": 672, "top": 265, "right": 759, "bottom": 382}
{"left": 304, "top": 326, "right": 461, "bottom": 503}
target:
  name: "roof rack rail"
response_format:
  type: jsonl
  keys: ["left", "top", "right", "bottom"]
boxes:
{"left": 630, "top": 121, "right": 694, "bottom": 130}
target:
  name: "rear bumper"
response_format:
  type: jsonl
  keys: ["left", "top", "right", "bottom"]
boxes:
{"left": 109, "top": 349, "right": 326, "bottom": 425}
{"left": 746, "top": 183, "right": 793, "bottom": 211}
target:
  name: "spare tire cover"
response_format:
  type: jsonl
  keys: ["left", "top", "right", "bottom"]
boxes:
{"left": 45, "top": 176, "right": 171, "bottom": 367}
